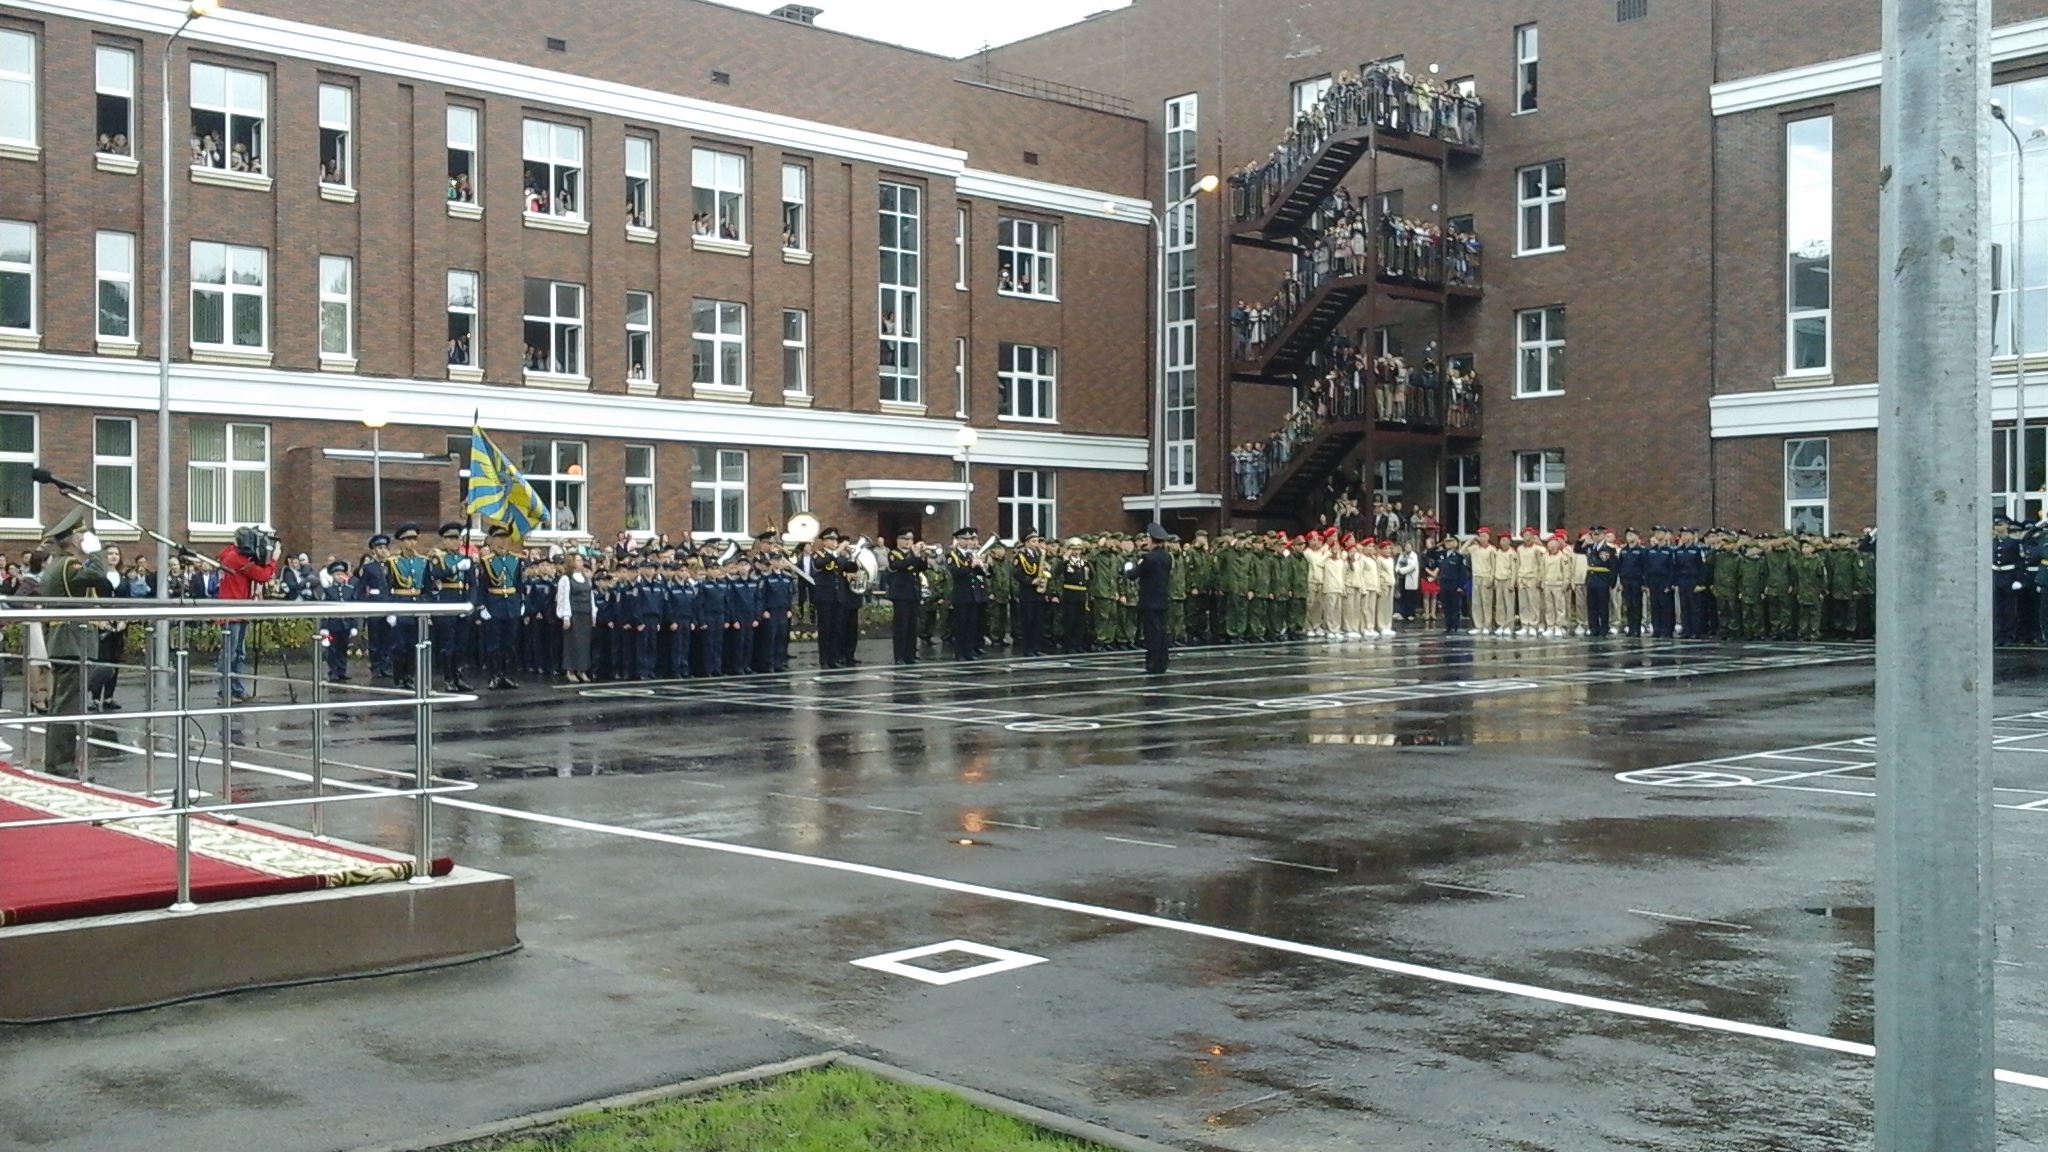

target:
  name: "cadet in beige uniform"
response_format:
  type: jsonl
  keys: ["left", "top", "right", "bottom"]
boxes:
{"left": 1467, "top": 528, "right": 1497, "bottom": 633}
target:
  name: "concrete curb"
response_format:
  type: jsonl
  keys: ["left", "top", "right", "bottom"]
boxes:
{"left": 340, "top": 1049, "right": 1187, "bottom": 1152}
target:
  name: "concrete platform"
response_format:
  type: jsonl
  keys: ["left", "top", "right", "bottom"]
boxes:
{"left": 0, "top": 866, "right": 518, "bottom": 1023}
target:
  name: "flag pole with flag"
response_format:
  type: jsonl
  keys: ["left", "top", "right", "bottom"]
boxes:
{"left": 465, "top": 416, "right": 549, "bottom": 540}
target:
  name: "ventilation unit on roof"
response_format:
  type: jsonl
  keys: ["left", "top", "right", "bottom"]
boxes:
{"left": 770, "top": 4, "right": 823, "bottom": 23}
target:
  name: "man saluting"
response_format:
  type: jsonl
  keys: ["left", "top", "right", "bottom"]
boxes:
{"left": 1124, "top": 522, "right": 1175, "bottom": 675}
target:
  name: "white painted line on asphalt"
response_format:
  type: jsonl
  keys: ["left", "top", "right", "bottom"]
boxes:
{"left": 1249, "top": 857, "right": 1339, "bottom": 874}
{"left": 978, "top": 818, "right": 1042, "bottom": 831}
{"left": 1423, "top": 880, "right": 1527, "bottom": 900}
{"left": 437, "top": 796, "right": 2048, "bottom": 1092}
{"left": 866, "top": 804, "right": 923, "bottom": 815}
{"left": 1629, "top": 909, "right": 1753, "bottom": 931}
{"left": 768, "top": 791, "right": 828, "bottom": 803}
{"left": 850, "top": 939, "right": 1048, "bottom": 986}
{"left": 1103, "top": 835, "right": 1177, "bottom": 849}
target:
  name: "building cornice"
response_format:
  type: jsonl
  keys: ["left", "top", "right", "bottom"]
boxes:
{"left": 1710, "top": 377, "right": 2048, "bottom": 437}
{"left": 0, "top": 351, "right": 1150, "bottom": 471}
{"left": 10, "top": 0, "right": 1150, "bottom": 222}
{"left": 1712, "top": 15, "right": 2048, "bottom": 116}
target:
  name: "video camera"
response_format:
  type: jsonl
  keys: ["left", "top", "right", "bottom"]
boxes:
{"left": 234, "top": 526, "right": 280, "bottom": 566}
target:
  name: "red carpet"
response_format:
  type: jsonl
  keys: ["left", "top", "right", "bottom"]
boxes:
{"left": 0, "top": 765, "right": 452, "bottom": 927}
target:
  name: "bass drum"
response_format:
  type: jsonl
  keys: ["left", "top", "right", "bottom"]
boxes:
{"left": 784, "top": 512, "right": 821, "bottom": 545}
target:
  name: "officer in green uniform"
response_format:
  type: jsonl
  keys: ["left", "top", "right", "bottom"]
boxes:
{"left": 1792, "top": 538, "right": 1826, "bottom": 640}
{"left": 1245, "top": 537, "right": 1273, "bottom": 641}
{"left": 985, "top": 541, "right": 1013, "bottom": 649}
{"left": 1763, "top": 537, "right": 1795, "bottom": 640}
{"left": 40, "top": 506, "right": 114, "bottom": 775}
{"left": 1166, "top": 538, "right": 1189, "bottom": 643}
{"left": 1710, "top": 534, "right": 1743, "bottom": 640}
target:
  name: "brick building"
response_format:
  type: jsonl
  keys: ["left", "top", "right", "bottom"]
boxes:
{"left": 0, "top": 0, "right": 1156, "bottom": 561}
{"left": 991, "top": 0, "right": 2048, "bottom": 537}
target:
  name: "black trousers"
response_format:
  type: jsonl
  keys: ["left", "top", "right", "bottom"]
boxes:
{"left": 1017, "top": 598, "right": 1046, "bottom": 657}
{"left": 1439, "top": 589, "right": 1466, "bottom": 632}
{"left": 1587, "top": 581, "right": 1613, "bottom": 636}
{"left": 1139, "top": 608, "right": 1169, "bottom": 674}
{"left": 815, "top": 598, "right": 844, "bottom": 667}
{"left": 835, "top": 603, "right": 861, "bottom": 664}
{"left": 1677, "top": 587, "right": 1703, "bottom": 638}
{"left": 951, "top": 601, "right": 984, "bottom": 660}
{"left": 1061, "top": 598, "right": 1090, "bottom": 652}
{"left": 890, "top": 599, "right": 920, "bottom": 663}
{"left": 1647, "top": 585, "right": 1676, "bottom": 638}
{"left": 1620, "top": 583, "right": 1644, "bottom": 636}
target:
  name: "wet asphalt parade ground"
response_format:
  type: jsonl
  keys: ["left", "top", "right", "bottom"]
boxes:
{"left": 9, "top": 633, "right": 2048, "bottom": 1151}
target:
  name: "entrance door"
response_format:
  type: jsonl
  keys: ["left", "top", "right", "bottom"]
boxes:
{"left": 875, "top": 506, "right": 924, "bottom": 546}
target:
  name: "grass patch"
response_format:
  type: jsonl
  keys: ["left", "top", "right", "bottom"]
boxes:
{"left": 457, "top": 1064, "right": 1112, "bottom": 1152}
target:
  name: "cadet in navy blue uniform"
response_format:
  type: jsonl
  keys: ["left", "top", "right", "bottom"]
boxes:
{"left": 1583, "top": 528, "right": 1619, "bottom": 638}
{"left": 318, "top": 560, "right": 358, "bottom": 681}
{"left": 1672, "top": 527, "right": 1706, "bottom": 639}
{"left": 758, "top": 543, "right": 798, "bottom": 673}
{"left": 592, "top": 570, "right": 619, "bottom": 680}
{"left": 657, "top": 560, "right": 690, "bottom": 678}
{"left": 520, "top": 560, "right": 551, "bottom": 675}
{"left": 727, "top": 558, "right": 763, "bottom": 672}
{"left": 426, "top": 522, "right": 476, "bottom": 692}
{"left": 1994, "top": 518, "right": 2025, "bottom": 645}
{"left": 1615, "top": 529, "right": 1646, "bottom": 637}
{"left": 1643, "top": 527, "right": 1677, "bottom": 639}
{"left": 1436, "top": 543, "right": 1471, "bottom": 632}
{"left": 357, "top": 533, "right": 395, "bottom": 679}
{"left": 697, "top": 562, "right": 731, "bottom": 676}
{"left": 620, "top": 557, "right": 655, "bottom": 679}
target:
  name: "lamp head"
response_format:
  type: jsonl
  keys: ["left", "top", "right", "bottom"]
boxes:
{"left": 189, "top": 0, "right": 222, "bottom": 16}
{"left": 361, "top": 409, "right": 389, "bottom": 430}
{"left": 954, "top": 425, "right": 980, "bottom": 450}
{"left": 1193, "top": 173, "right": 1220, "bottom": 194}
{"left": 1993, "top": 99, "right": 2010, "bottom": 121}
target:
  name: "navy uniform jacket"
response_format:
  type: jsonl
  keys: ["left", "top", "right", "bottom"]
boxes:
{"left": 730, "top": 574, "right": 763, "bottom": 621}
{"left": 947, "top": 548, "right": 991, "bottom": 603}
{"left": 479, "top": 551, "right": 523, "bottom": 611}
{"left": 1672, "top": 545, "right": 1705, "bottom": 591}
{"left": 1436, "top": 548, "right": 1471, "bottom": 592}
{"left": 521, "top": 572, "right": 552, "bottom": 620}
{"left": 1583, "top": 544, "right": 1619, "bottom": 589}
{"left": 318, "top": 579, "right": 357, "bottom": 633}
{"left": 811, "top": 553, "right": 850, "bottom": 605}
{"left": 1127, "top": 547, "right": 1172, "bottom": 611}
{"left": 594, "top": 584, "right": 620, "bottom": 628}
{"left": 1995, "top": 536, "right": 2025, "bottom": 590}
{"left": 359, "top": 557, "right": 393, "bottom": 604}
{"left": 1643, "top": 545, "right": 1675, "bottom": 590}
{"left": 698, "top": 578, "right": 732, "bottom": 627}
{"left": 664, "top": 578, "right": 698, "bottom": 630}
{"left": 426, "top": 548, "right": 474, "bottom": 603}
{"left": 761, "top": 570, "right": 797, "bottom": 613}
{"left": 1616, "top": 545, "right": 1646, "bottom": 586}
{"left": 884, "top": 548, "right": 928, "bottom": 603}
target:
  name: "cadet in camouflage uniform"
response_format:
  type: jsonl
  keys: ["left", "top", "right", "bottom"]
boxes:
{"left": 1185, "top": 531, "right": 1215, "bottom": 644}
{"left": 1283, "top": 538, "right": 1309, "bottom": 639}
{"left": 985, "top": 542, "right": 1013, "bottom": 649}
{"left": 1220, "top": 535, "right": 1250, "bottom": 641}
{"left": 1826, "top": 537, "right": 1860, "bottom": 639}
{"left": 1737, "top": 537, "right": 1768, "bottom": 640}
{"left": 1167, "top": 538, "right": 1189, "bottom": 643}
{"left": 1090, "top": 537, "right": 1122, "bottom": 649}
{"left": 1710, "top": 535, "right": 1743, "bottom": 640}
{"left": 1763, "top": 538, "right": 1795, "bottom": 639}
{"left": 1792, "top": 538, "right": 1826, "bottom": 640}
{"left": 920, "top": 548, "right": 951, "bottom": 650}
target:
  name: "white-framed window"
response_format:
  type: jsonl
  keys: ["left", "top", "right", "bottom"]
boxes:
{"left": 626, "top": 290, "right": 654, "bottom": 382}
{"left": 1996, "top": 426, "right": 2047, "bottom": 520}
{"left": 188, "top": 421, "right": 269, "bottom": 530}
{"left": 95, "top": 45, "right": 135, "bottom": 157}
{"left": 692, "top": 299, "right": 746, "bottom": 390}
{"left": 780, "top": 452, "right": 809, "bottom": 521}
{"left": 625, "top": 135, "right": 653, "bottom": 230}
{"left": 522, "top": 119, "right": 583, "bottom": 218}
{"left": 997, "top": 343, "right": 1057, "bottom": 422}
{"left": 317, "top": 254, "right": 353, "bottom": 359}
{"left": 1785, "top": 115, "right": 1833, "bottom": 376}
{"left": 953, "top": 336, "right": 969, "bottom": 418}
{"left": 93, "top": 415, "right": 137, "bottom": 528}
{"left": 190, "top": 62, "right": 266, "bottom": 174}
{"left": 95, "top": 231, "right": 135, "bottom": 341}
{"left": 692, "top": 148, "right": 746, "bottom": 241}
{"left": 0, "top": 29, "right": 35, "bottom": 151}
{"left": 0, "top": 220, "right": 34, "bottom": 334}
{"left": 879, "top": 181, "right": 922, "bottom": 404}
{"left": 317, "top": 83, "right": 351, "bottom": 187}
{"left": 1291, "top": 74, "right": 1332, "bottom": 119}
{"left": 446, "top": 105, "right": 478, "bottom": 204}
{"left": 624, "top": 443, "right": 655, "bottom": 534}
{"left": 0, "top": 413, "right": 35, "bottom": 527}
{"left": 1164, "top": 93, "right": 1199, "bottom": 490}
{"left": 781, "top": 162, "right": 807, "bottom": 251}
{"left": 997, "top": 217, "right": 1058, "bottom": 298}
{"left": 1515, "top": 306, "right": 1564, "bottom": 396}
{"left": 1443, "top": 454, "right": 1480, "bottom": 538}
{"left": 1514, "top": 450, "right": 1565, "bottom": 535}
{"left": 691, "top": 447, "right": 747, "bottom": 538}
{"left": 522, "top": 278, "right": 585, "bottom": 377}
{"left": 190, "top": 241, "right": 266, "bottom": 350}
{"left": 447, "top": 269, "right": 478, "bottom": 367}
{"left": 998, "top": 469, "right": 1055, "bottom": 543}
{"left": 1516, "top": 160, "right": 1566, "bottom": 254}
{"left": 1514, "top": 23, "right": 1539, "bottom": 113}
{"left": 781, "top": 308, "right": 808, "bottom": 395}
{"left": 521, "top": 438, "right": 586, "bottom": 533}
{"left": 954, "top": 205, "right": 969, "bottom": 289}
{"left": 1785, "top": 438, "right": 1830, "bottom": 535}
{"left": 1994, "top": 77, "right": 2048, "bottom": 359}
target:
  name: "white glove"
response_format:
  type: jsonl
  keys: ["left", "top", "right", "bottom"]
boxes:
{"left": 385, "top": 614, "right": 397, "bottom": 626}
{"left": 2015, "top": 581, "right": 2026, "bottom": 592}
{"left": 456, "top": 558, "right": 473, "bottom": 573}
{"left": 319, "top": 569, "right": 335, "bottom": 589}
{"left": 479, "top": 607, "right": 491, "bottom": 621}
{"left": 79, "top": 531, "right": 103, "bottom": 556}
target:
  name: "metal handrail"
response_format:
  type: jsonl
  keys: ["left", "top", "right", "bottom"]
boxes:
{"left": 0, "top": 601, "right": 475, "bottom": 911}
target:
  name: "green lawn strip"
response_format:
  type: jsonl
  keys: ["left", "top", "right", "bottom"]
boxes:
{"left": 455, "top": 1064, "right": 1112, "bottom": 1152}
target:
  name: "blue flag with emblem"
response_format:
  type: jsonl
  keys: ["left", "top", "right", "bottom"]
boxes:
{"left": 465, "top": 422, "right": 548, "bottom": 541}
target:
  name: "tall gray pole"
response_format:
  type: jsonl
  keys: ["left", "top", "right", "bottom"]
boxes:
{"left": 1151, "top": 208, "right": 1167, "bottom": 525}
{"left": 1992, "top": 106, "right": 2031, "bottom": 519}
{"left": 1876, "top": 0, "right": 1995, "bottom": 1148}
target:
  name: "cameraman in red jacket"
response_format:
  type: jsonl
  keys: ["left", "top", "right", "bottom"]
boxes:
{"left": 215, "top": 526, "right": 278, "bottom": 703}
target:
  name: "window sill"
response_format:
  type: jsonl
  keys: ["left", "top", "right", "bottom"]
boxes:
{"left": 0, "top": 331, "right": 40, "bottom": 351}
{"left": 88, "top": 528, "right": 142, "bottom": 541}
{"left": 447, "top": 364, "right": 484, "bottom": 382}
{"left": 319, "top": 355, "right": 358, "bottom": 373}
{"left": 95, "top": 152, "right": 139, "bottom": 174}
{"left": 523, "top": 370, "right": 591, "bottom": 390}
{"left": 691, "top": 385, "right": 752, "bottom": 403}
{"left": 523, "top": 211, "right": 589, "bottom": 235}
{"left": 96, "top": 338, "right": 141, "bottom": 357}
{"left": 526, "top": 529, "right": 593, "bottom": 543}
{"left": 624, "top": 226, "right": 659, "bottom": 245}
{"left": 190, "top": 166, "right": 273, "bottom": 192}
{"left": 879, "top": 400, "right": 929, "bottom": 416}
{"left": 782, "top": 391, "right": 813, "bottom": 408}
{"left": 447, "top": 200, "right": 483, "bottom": 220}
{"left": 1512, "top": 246, "right": 1565, "bottom": 258}
{"left": 782, "top": 248, "right": 813, "bottom": 265}
{"left": 188, "top": 529, "right": 251, "bottom": 544}
{"left": 692, "top": 235, "right": 751, "bottom": 257}
{"left": 626, "top": 378, "right": 660, "bottom": 396}
{"left": 1510, "top": 388, "right": 1562, "bottom": 400}
{"left": 319, "top": 183, "right": 358, "bottom": 204}
{"left": 191, "top": 347, "right": 273, "bottom": 367}
{"left": 997, "top": 415, "right": 1059, "bottom": 426}
{"left": 0, "top": 141, "right": 40, "bottom": 163}
{"left": 996, "top": 289, "right": 1060, "bottom": 303}
{"left": 1773, "top": 372, "right": 1835, "bottom": 389}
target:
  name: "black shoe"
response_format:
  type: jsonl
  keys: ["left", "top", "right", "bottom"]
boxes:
{"left": 451, "top": 676, "right": 474, "bottom": 692}
{"left": 99, "top": 700, "right": 121, "bottom": 712}
{"left": 395, "top": 677, "right": 414, "bottom": 690}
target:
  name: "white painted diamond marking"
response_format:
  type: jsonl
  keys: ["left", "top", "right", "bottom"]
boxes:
{"left": 850, "top": 939, "right": 1049, "bottom": 986}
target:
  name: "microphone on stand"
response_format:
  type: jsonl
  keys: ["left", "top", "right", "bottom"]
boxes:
{"left": 31, "top": 468, "right": 91, "bottom": 495}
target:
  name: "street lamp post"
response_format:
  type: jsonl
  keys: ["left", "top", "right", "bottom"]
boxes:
{"left": 953, "top": 424, "right": 978, "bottom": 533}
{"left": 1992, "top": 101, "right": 2046, "bottom": 521}
{"left": 1109, "top": 175, "right": 1218, "bottom": 528}
{"left": 362, "top": 410, "right": 389, "bottom": 535}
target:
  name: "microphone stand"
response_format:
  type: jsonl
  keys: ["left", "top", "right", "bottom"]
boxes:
{"left": 35, "top": 473, "right": 222, "bottom": 579}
